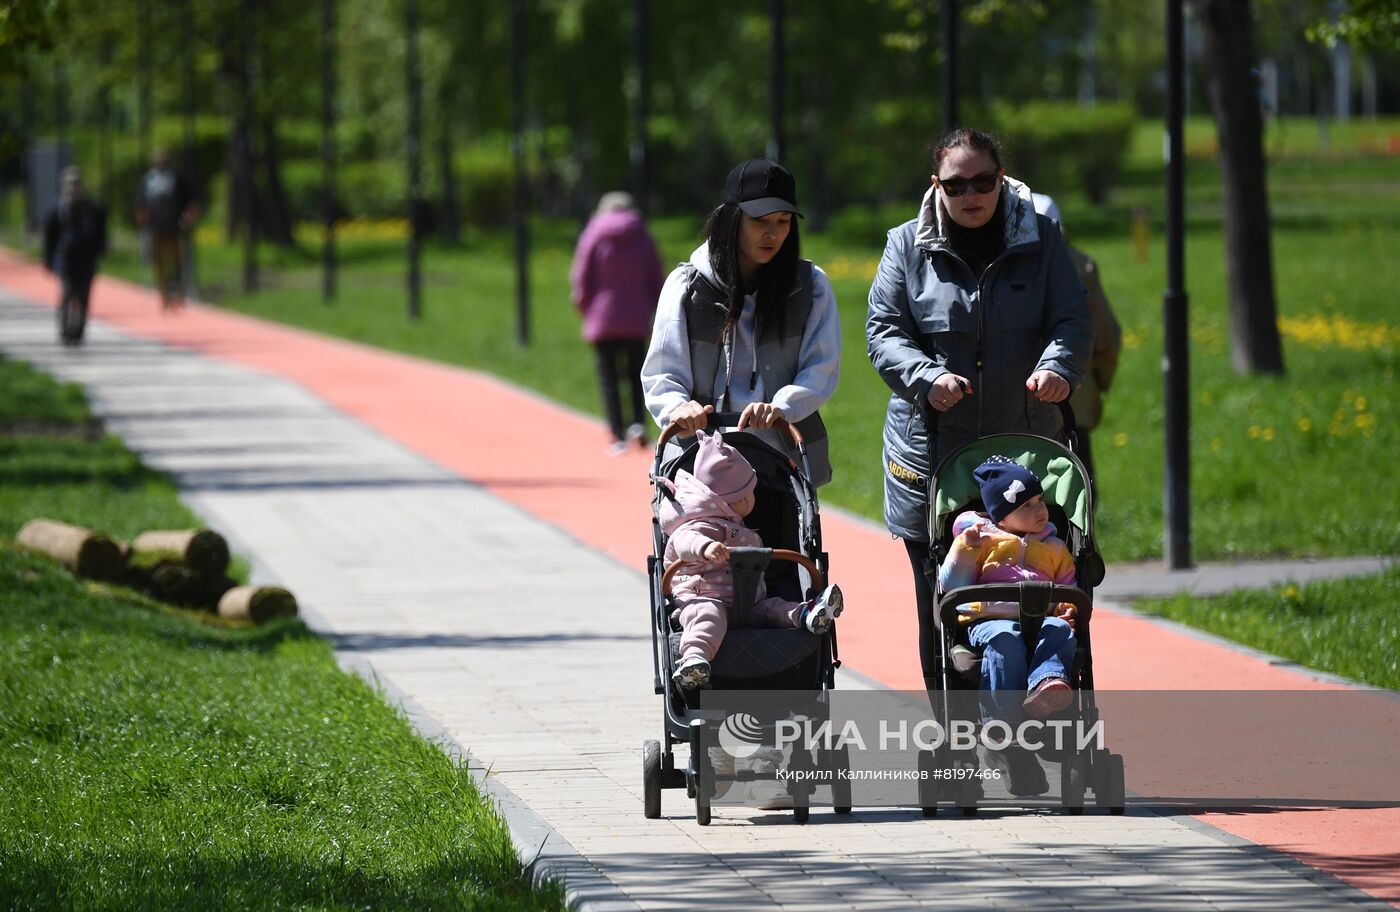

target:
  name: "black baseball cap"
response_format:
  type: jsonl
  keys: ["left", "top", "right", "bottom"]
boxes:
{"left": 722, "top": 159, "right": 803, "bottom": 218}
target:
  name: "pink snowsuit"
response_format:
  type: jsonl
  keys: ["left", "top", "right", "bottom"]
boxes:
{"left": 660, "top": 470, "right": 806, "bottom": 661}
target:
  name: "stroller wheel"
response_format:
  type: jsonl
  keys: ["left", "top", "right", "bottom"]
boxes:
{"left": 1061, "top": 751, "right": 1086, "bottom": 814}
{"left": 826, "top": 746, "right": 853, "bottom": 814}
{"left": 689, "top": 719, "right": 712, "bottom": 826}
{"left": 642, "top": 740, "right": 662, "bottom": 819}
{"left": 1102, "top": 753, "right": 1125, "bottom": 815}
{"left": 917, "top": 750, "right": 940, "bottom": 817}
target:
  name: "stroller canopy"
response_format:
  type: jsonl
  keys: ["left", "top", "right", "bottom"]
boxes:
{"left": 929, "top": 434, "right": 1091, "bottom": 541}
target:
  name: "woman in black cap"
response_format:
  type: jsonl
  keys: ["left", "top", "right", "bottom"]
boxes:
{"left": 641, "top": 159, "right": 841, "bottom": 485}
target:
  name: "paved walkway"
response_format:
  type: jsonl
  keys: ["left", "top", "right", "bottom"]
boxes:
{"left": 2, "top": 259, "right": 1396, "bottom": 910}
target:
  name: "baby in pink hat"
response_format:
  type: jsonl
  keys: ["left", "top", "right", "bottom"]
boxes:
{"left": 659, "top": 431, "right": 842, "bottom": 689}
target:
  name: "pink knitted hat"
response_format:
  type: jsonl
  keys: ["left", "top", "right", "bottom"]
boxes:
{"left": 692, "top": 431, "right": 757, "bottom": 501}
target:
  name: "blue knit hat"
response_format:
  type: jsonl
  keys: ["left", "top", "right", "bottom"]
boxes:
{"left": 973, "top": 456, "right": 1043, "bottom": 524}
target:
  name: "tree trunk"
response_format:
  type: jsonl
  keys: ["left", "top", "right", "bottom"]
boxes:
{"left": 1191, "top": 0, "right": 1285, "bottom": 375}
{"left": 438, "top": 118, "right": 461, "bottom": 245}
{"left": 225, "top": 114, "right": 253, "bottom": 241}
{"left": 257, "top": 116, "right": 296, "bottom": 246}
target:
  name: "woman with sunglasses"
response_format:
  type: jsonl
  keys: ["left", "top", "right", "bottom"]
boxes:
{"left": 643, "top": 159, "right": 840, "bottom": 486}
{"left": 865, "top": 127, "right": 1093, "bottom": 691}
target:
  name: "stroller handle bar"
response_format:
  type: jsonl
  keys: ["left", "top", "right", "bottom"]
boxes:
{"left": 656, "top": 411, "right": 807, "bottom": 452}
{"left": 661, "top": 548, "right": 823, "bottom": 597}
{"left": 937, "top": 581, "right": 1092, "bottom": 625}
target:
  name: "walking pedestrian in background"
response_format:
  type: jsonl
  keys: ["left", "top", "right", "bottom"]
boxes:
{"left": 570, "top": 191, "right": 665, "bottom": 455}
{"left": 136, "top": 148, "right": 197, "bottom": 311}
{"left": 1031, "top": 192, "right": 1122, "bottom": 491}
{"left": 42, "top": 167, "right": 107, "bottom": 345}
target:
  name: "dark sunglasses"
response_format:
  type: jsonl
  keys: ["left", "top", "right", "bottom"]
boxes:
{"left": 937, "top": 172, "right": 1000, "bottom": 198}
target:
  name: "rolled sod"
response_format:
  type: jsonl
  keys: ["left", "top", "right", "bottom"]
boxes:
{"left": 218, "top": 586, "right": 298, "bottom": 624}
{"left": 17, "top": 519, "right": 125, "bottom": 581}
{"left": 130, "top": 528, "right": 231, "bottom": 576}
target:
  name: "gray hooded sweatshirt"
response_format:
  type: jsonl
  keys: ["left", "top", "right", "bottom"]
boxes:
{"left": 642, "top": 243, "right": 841, "bottom": 484}
{"left": 866, "top": 177, "right": 1092, "bottom": 541}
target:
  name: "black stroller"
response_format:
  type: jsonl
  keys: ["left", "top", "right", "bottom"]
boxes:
{"left": 917, "top": 402, "right": 1126, "bottom": 815}
{"left": 641, "top": 413, "right": 849, "bottom": 825}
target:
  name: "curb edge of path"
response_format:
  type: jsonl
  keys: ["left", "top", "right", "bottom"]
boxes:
{"left": 198, "top": 504, "right": 640, "bottom": 912}
{"left": 331, "top": 645, "right": 641, "bottom": 912}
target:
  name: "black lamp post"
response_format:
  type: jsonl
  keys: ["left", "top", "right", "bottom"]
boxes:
{"left": 1164, "top": 0, "right": 1192, "bottom": 568}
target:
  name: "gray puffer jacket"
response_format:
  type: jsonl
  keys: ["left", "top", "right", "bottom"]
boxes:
{"left": 866, "top": 177, "right": 1092, "bottom": 541}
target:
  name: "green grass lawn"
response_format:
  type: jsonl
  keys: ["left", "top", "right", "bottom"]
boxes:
{"left": 0, "top": 547, "right": 563, "bottom": 911}
{"left": 1134, "top": 566, "right": 1400, "bottom": 691}
{"left": 6, "top": 116, "right": 1397, "bottom": 563}
{"left": 0, "top": 355, "right": 564, "bottom": 910}
{"left": 0, "top": 356, "right": 203, "bottom": 542}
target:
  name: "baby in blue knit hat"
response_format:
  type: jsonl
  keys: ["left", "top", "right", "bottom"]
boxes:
{"left": 938, "top": 456, "right": 1079, "bottom": 795}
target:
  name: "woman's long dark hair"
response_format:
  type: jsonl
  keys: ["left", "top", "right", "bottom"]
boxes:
{"left": 703, "top": 201, "right": 800, "bottom": 345}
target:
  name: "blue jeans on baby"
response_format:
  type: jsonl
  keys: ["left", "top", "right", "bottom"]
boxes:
{"left": 968, "top": 617, "right": 1076, "bottom": 725}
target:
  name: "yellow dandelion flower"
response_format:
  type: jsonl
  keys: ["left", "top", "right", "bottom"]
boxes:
{"left": 1262, "top": 427, "right": 1275, "bottom": 441}
{"left": 1297, "top": 418, "right": 1312, "bottom": 433}
{"left": 1210, "top": 438, "right": 1223, "bottom": 451}
{"left": 1282, "top": 584, "right": 1300, "bottom": 600}
{"left": 1113, "top": 433, "right": 1128, "bottom": 447}
{"left": 1354, "top": 396, "right": 1368, "bottom": 412}
{"left": 1355, "top": 413, "right": 1376, "bottom": 430}
{"left": 1248, "top": 425, "right": 1261, "bottom": 439}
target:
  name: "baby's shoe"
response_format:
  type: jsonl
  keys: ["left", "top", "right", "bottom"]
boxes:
{"left": 801, "top": 584, "right": 844, "bottom": 635}
{"left": 1022, "top": 676, "right": 1073, "bottom": 718}
{"left": 672, "top": 655, "right": 711, "bottom": 690}
{"left": 984, "top": 744, "right": 1049, "bottom": 797}
{"left": 745, "top": 779, "right": 794, "bottom": 810}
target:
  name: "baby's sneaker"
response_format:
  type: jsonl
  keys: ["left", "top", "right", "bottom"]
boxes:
{"left": 1022, "top": 676, "right": 1073, "bottom": 718}
{"left": 802, "top": 585, "right": 844, "bottom": 635}
{"left": 672, "top": 655, "right": 712, "bottom": 690}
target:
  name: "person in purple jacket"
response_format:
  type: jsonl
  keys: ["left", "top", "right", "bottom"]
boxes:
{"left": 570, "top": 191, "right": 666, "bottom": 454}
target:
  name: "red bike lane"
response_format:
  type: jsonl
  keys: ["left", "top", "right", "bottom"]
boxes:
{"left": 3, "top": 253, "right": 1395, "bottom": 906}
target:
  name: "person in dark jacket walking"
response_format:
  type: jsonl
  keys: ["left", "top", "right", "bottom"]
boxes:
{"left": 1032, "top": 192, "right": 1122, "bottom": 491}
{"left": 570, "top": 192, "right": 665, "bottom": 454}
{"left": 136, "top": 148, "right": 196, "bottom": 311}
{"left": 42, "top": 167, "right": 108, "bottom": 345}
{"left": 865, "top": 128, "right": 1093, "bottom": 691}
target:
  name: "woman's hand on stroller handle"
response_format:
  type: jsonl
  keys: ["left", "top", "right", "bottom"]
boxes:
{"left": 1026, "top": 369, "right": 1071, "bottom": 403}
{"left": 737, "top": 401, "right": 785, "bottom": 430}
{"left": 927, "top": 373, "right": 973, "bottom": 412}
{"left": 657, "top": 404, "right": 808, "bottom": 452}
{"left": 666, "top": 400, "right": 714, "bottom": 433}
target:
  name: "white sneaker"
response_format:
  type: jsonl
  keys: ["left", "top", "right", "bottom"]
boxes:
{"left": 625, "top": 423, "right": 648, "bottom": 449}
{"left": 802, "top": 585, "right": 844, "bottom": 635}
{"left": 745, "top": 779, "right": 794, "bottom": 810}
{"left": 672, "top": 655, "right": 711, "bottom": 689}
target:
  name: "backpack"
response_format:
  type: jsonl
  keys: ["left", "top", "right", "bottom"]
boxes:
{"left": 144, "top": 170, "right": 181, "bottom": 233}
